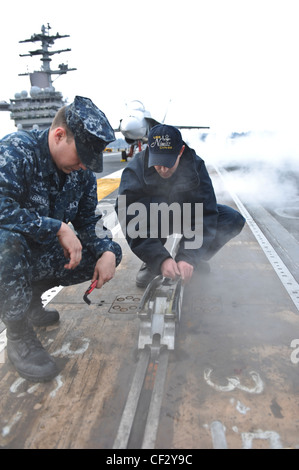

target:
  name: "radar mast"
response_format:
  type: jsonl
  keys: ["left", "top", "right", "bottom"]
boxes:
{"left": 0, "top": 24, "right": 76, "bottom": 130}
{"left": 18, "top": 23, "right": 76, "bottom": 88}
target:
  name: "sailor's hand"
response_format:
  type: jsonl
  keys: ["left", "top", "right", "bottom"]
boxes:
{"left": 161, "top": 258, "right": 181, "bottom": 280}
{"left": 92, "top": 251, "right": 116, "bottom": 289}
{"left": 57, "top": 222, "right": 82, "bottom": 269}
{"left": 177, "top": 260, "right": 194, "bottom": 283}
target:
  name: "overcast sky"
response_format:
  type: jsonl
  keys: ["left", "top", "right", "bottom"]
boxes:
{"left": 0, "top": 0, "right": 298, "bottom": 139}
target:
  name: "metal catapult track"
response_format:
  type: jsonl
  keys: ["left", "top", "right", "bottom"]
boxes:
{"left": 113, "top": 274, "right": 184, "bottom": 449}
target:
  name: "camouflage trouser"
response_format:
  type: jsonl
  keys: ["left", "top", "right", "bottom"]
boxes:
{"left": 0, "top": 230, "right": 97, "bottom": 324}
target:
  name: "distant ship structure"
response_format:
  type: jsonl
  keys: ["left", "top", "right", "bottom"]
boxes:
{"left": 0, "top": 23, "right": 76, "bottom": 130}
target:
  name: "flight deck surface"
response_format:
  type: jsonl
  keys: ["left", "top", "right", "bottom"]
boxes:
{"left": 0, "top": 152, "right": 298, "bottom": 450}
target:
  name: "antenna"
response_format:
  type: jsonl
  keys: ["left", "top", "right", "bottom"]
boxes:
{"left": 18, "top": 24, "right": 76, "bottom": 87}
{"left": 162, "top": 99, "right": 172, "bottom": 123}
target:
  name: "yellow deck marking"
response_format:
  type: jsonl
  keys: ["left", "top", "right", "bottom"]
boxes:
{"left": 97, "top": 178, "right": 121, "bottom": 201}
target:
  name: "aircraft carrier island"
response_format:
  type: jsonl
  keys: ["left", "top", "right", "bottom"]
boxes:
{"left": 0, "top": 23, "right": 76, "bottom": 131}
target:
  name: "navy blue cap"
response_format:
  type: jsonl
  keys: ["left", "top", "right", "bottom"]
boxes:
{"left": 65, "top": 96, "right": 115, "bottom": 172}
{"left": 148, "top": 124, "right": 183, "bottom": 168}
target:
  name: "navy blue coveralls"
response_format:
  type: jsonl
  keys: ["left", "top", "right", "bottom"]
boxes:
{"left": 0, "top": 129, "right": 122, "bottom": 324}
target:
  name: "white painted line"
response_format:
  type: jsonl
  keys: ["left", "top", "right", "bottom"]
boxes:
{"left": 214, "top": 166, "right": 299, "bottom": 312}
{"left": 210, "top": 421, "right": 228, "bottom": 449}
{"left": 42, "top": 286, "right": 64, "bottom": 306}
{"left": 101, "top": 169, "right": 124, "bottom": 179}
{"left": 241, "top": 430, "right": 283, "bottom": 449}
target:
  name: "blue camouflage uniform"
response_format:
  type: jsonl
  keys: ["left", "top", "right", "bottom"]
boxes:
{"left": 0, "top": 127, "right": 122, "bottom": 324}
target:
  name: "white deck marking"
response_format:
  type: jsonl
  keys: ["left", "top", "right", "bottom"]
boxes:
{"left": 214, "top": 166, "right": 299, "bottom": 312}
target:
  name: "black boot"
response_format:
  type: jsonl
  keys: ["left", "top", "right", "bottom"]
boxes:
{"left": 6, "top": 318, "right": 59, "bottom": 382}
{"left": 27, "top": 286, "right": 60, "bottom": 327}
{"left": 136, "top": 263, "right": 156, "bottom": 288}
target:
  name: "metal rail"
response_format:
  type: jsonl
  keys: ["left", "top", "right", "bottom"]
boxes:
{"left": 113, "top": 275, "right": 183, "bottom": 449}
{"left": 113, "top": 235, "right": 184, "bottom": 449}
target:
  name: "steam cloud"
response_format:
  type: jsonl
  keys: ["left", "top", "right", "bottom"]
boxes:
{"left": 186, "top": 129, "right": 299, "bottom": 210}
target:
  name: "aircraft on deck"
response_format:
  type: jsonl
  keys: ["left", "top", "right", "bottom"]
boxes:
{"left": 114, "top": 100, "right": 209, "bottom": 160}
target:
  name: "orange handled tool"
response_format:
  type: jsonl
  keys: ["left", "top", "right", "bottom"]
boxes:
{"left": 83, "top": 280, "right": 97, "bottom": 305}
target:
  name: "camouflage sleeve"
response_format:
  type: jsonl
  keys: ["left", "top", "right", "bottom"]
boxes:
{"left": 0, "top": 146, "right": 62, "bottom": 243}
{"left": 72, "top": 173, "right": 122, "bottom": 266}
